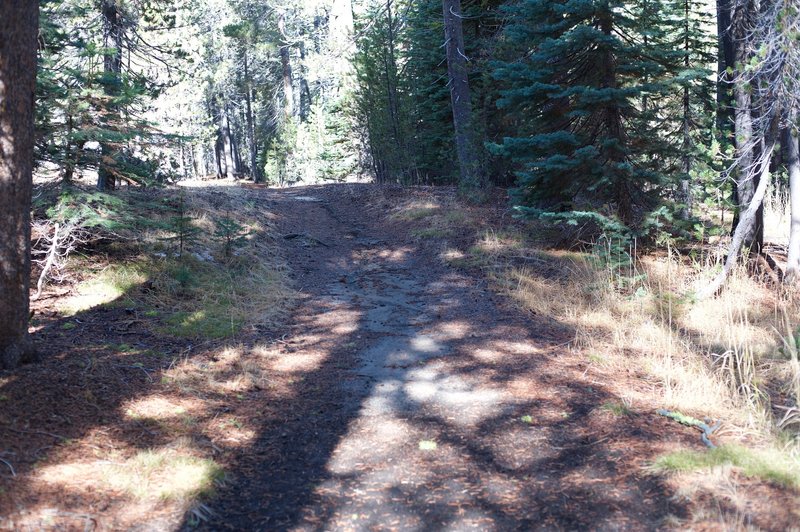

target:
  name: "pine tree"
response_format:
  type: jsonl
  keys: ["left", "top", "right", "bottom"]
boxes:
{"left": 492, "top": 0, "right": 686, "bottom": 234}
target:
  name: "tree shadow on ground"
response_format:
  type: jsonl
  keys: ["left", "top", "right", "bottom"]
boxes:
{"left": 182, "top": 184, "right": 688, "bottom": 530}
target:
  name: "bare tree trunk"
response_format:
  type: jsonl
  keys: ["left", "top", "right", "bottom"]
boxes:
{"left": 0, "top": 0, "right": 38, "bottom": 368}
{"left": 679, "top": 0, "right": 693, "bottom": 220}
{"left": 731, "top": 1, "right": 763, "bottom": 252}
{"left": 178, "top": 140, "right": 188, "bottom": 180}
{"left": 97, "top": 0, "right": 123, "bottom": 192}
{"left": 278, "top": 14, "right": 295, "bottom": 118}
{"left": 442, "top": 0, "right": 485, "bottom": 193}
{"left": 228, "top": 111, "right": 241, "bottom": 176}
{"left": 218, "top": 99, "right": 234, "bottom": 179}
{"left": 699, "top": 137, "right": 776, "bottom": 299}
{"left": 786, "top": 125, "right": 800, "bottom": 281}
{"left": 716, "top": 0, "right": 735, "bottom": 134}
{"left": 187, "top": 142, "right": 196, "bottom": 179}
{"left": 298, "top": 36, "right": 312, "bottom": 122}
{"left": 243, "top": 50, "right": 261, "bottom": 182}
{"left": 215, "top": 134, "right": 226, "bottom": 178}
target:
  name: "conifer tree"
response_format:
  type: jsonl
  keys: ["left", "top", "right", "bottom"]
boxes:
{"left": 492, "top": 0, "right": 686, "bottom": 233}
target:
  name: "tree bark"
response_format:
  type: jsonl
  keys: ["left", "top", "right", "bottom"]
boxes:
{"left": 678, "top": 0, "right": 693, "bottom": 220}
{"left": 97, "top": 0, "right": 123, "bottom": 192}
{"left": 442, "top": 0, "right": 485, "bottom": 192}
{"left": 215, "top": 132, "right": 226, "bottom": 178}
{"left": 785, "top": 125, "right": 800, "bottom": 281}
{"left": 0, "top": 0, "right": 39, "bottom": 368}
{"left": 278, "top": 14, "right": 295, "bottom": 118}
{"left": 716, "top": 0, "right": 735, "bottom": 134}
{"left": 243, "top": 50, "right": 261, "bottom": 182}
{"left": 216, "top": 98, "right": 234, "bottom": 179}
{"left": 227, "top": 111, "right": 241, "bottom": 176}
{"left": 731, "top": 0, "right": 763, "bottom": 252}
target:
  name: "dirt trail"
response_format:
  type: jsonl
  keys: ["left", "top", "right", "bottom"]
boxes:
{"left": 195, "top": 185, "right": 683, "bottom": 530}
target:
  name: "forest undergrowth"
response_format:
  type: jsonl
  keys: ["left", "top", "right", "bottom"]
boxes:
{"left": 0, "top": 178, "right": 295, "bottom": 529}
{"left": 378, "top": 185, "right": 800, "bottom": 522}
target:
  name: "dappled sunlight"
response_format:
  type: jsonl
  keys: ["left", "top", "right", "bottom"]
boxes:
{"left": 271, "top": 352, "right": 327, "bottom": 373}
{"left": 123, "top": 395, "right": 204, "bottom": 421}
{"left": 404, "top": 367, "right": 510, "bottom": 426}
{"left": 326, "top": 416, "right": 422, "bottom": 474}
{"left": 31, "top": 445, "right": 222, "bottom": 528}
{"left": 58, "top": 263, "right": 148, "bottom": 316}
{"left": 429, "top": 319, "right": 473, "bottom": 340}
{"left": 213, "top": 415, "right": 258, "bottom": 446}
{"left": 161, "top": 344, "right": 275, "bottom": 398}
{"left": 375, "top": 246, "right": 415, "bottom": 263}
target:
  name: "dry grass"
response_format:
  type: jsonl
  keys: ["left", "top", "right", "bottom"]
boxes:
{"left": 56, "top": 182, "right": 295, "bottom": 339}
{"left": 500, "top": 248, "right": 800, "bottom": 435}
{"left": 388, "top": 191, "right": 800, "bottom": 504}
{"left": 103, "top": 448, "right": 224, "bottom": 501}
{"left": 18, "top": 181, "right": 297, "bottom": 529}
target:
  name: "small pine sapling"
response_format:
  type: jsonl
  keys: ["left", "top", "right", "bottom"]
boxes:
{"left": 167, "top": 190, "right": 201, "bottom": 258}
{"left": 214, "top": 214, "right": 250, "bottom": 258}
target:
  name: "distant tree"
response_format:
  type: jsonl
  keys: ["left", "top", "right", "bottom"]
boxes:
{"left": 0, "top": 0, "right": 39, "bottom": 368}
{"left": 353, "top": 0, "right": 414, "bottom": 183}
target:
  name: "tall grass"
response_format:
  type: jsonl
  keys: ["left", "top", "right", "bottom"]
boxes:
{"left": 496, "top": 238, "right": 800, "bottom": 441}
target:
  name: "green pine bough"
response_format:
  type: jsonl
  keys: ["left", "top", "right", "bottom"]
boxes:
{"left": 657, "top": 409, "right": 721, "bottom": 448}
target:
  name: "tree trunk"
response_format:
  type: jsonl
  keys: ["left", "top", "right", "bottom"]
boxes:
{"left": 699, "top": 135, "right": 776, "bottom": 299}
{"left": 442, "top": 0, "right": 485, "bottom": 192}
{"left": 217, "top": 98, "right": 234, "bottom": 179}
{"left": 227, "top": 111, "right": 241, "bottom": 176}
{"left": 733, "top": 87, "right": 763, "bottom": 251}
{"left": 785, "top": 125, "right": 800, "bottom": 281}
{"left": 243, "top": 50, "right": 261, "bottom": 182}
{"left": 178, "top": 140, "right": 188, "bottom": 180}
{"left": 278, "top": 14, "right": 295, "bottom": 118}
{"left": 187, "top": 142, "right": 196, "bottom": 179}
{"left": 716, "top": 0, "right": 735, "bottom": 134}
{"left": 215, "top": 134, "right": 226, "bottom": 178}
{"left": 597, "top": 6, "right": 630, "bottom": 224}
{"left": 0, "top": 0, "right": 38, "bottom": 368}
{"left": 678, "top": 0, "right": 693, "bottom": 220}
{"left": 731, "top": 0, "right": 763, "bottom": 252}
{"left": 97, "top": 0, "right": 123, "bottom": 192}
{"left": 63, "top": 113, "right": 77, "bottom": 185}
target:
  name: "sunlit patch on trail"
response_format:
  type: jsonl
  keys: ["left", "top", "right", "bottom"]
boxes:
{"left": 123, "top": 395, "right": 202, "bottom": 421}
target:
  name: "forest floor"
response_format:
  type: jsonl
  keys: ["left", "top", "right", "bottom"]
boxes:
{"left": 1, "top": 182, "right": 798, "bottom": 530}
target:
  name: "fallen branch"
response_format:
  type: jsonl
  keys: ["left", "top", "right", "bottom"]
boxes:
{"left": 31, "top": 219, "right": 84, "bottom": 299}
{"left": 0, "top": 426, "right": 67, "bottom": 441}
{"left": 697, "top": 137, "right": 777, "bottom": 300}
{"left": 33, "top": 222, "right": 60, "bottom": 300}
{"left": 0, "top": 457, "right": 16, "bottom": 477}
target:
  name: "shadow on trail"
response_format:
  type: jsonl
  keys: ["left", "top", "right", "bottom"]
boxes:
{"left": 187, "top": 185, "right": 686, "bottom": 530}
